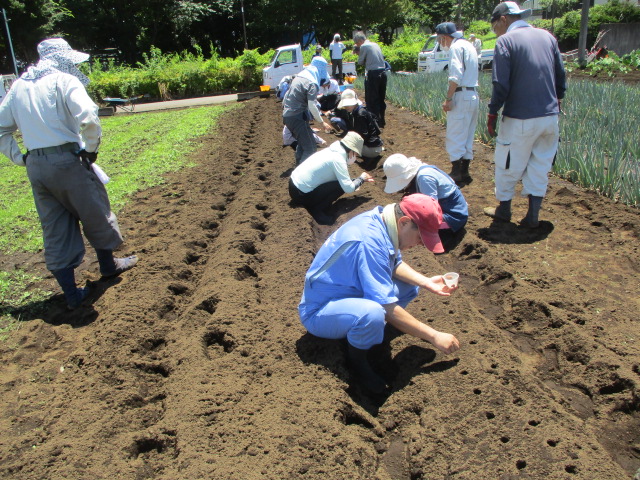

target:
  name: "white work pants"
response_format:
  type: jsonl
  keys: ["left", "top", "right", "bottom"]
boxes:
{"left": 493, "top": 115, "right": 559, "bottom": 201}
{"left": 445, "top": 89, "right": 479, "bottom": 162}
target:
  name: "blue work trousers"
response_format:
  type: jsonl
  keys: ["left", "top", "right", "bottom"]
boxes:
{"left": 301, "top": 280, "right": 419, "bottom": 350}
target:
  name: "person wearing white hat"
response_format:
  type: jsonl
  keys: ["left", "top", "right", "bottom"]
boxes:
{"left": 329, "top": 89, "right": 383, "bottom": 168}
{"left": 383, "top": 154, "right": 468, "bottom": 233}
{"left": 435, "top": 21, "right": 479, "bottom": 186}
{"left": 484, "top": 1, "right": 566, "bottom": 228}
{"left": 469, "top": 34, "right": 482, "bottom": 55}
{"left": 0, "top": 38, "right": 138, "bottom": 309}
{"left": 289, "top": 132, "right": 373, "bottom": 225}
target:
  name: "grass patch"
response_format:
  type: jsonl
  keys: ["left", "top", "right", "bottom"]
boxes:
{"left": 0, "top": 102, "right": 238, "bottom": 331}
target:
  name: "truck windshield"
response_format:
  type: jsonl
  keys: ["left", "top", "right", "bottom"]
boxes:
{"left": 274, "top": 49, "right": 296, "bottom": 65}
{"left": 422, "top": 37, "right": 436, "bottom": 53}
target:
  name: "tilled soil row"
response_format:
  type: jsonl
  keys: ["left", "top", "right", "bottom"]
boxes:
{"left": 0, "top": 96, "right": 637, "bottom": 479}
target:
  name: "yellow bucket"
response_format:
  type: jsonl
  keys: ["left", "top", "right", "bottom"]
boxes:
{"left": 259, "top": 85, "right": 270, "bottom": 92}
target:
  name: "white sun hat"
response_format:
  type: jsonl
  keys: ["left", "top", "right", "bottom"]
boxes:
{"left": 383, "top": 154, "right": 423, "bottom": 193}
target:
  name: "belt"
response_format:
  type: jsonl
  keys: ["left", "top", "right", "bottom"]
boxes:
{"left": 367, "top": 68, "right": 386, "bottom": 73}
{"left": 29, "top": 142, "right": 79, "bottom": 156}
{"left": 455, "top": 86, "right": 476, "bottom": 92}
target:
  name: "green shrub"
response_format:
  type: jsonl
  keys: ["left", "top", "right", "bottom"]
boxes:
{"left": 468, "top": 20, "right": 491, "bottom": 36}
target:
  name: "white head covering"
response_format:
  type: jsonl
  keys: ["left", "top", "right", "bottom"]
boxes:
{"left": 21, "top": 38, "right": 91, "bottom": 86}
{"left": 337, "top": 88, "right": 359, "bottom": 109}
{"left": 383, "top": 154, "right": 423, "bottom": 193}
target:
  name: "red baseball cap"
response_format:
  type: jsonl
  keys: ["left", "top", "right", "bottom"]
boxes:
{"left": 399, "top": 194, "right": 444, "bottom": 253}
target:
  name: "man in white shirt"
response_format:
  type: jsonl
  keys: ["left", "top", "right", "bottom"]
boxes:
{"left": 469, "top": 34, "right": 482, "bottom": 55}
{"left": 328, "top": 34, "right": 346, "bottom": 83}
{"left": 0, "top": 38, "right": 138, "bottom": 309}
{"left": 436, "top": 22, "right": 479, "bottom": 186}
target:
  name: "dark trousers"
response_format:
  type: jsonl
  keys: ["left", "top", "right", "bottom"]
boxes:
{"left": 331, "top": 59, "right": 343, "bottom": 81}
{"left": 318, "top": 94, "right": 339, "bottom": 112}
{"left": 364, "top": 70, "right": 387, "bottom": 127}
{"left": 289, "top": 178, "right": 344, "bottom": 214}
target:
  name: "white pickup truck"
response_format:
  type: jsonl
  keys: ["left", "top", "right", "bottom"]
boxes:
{"left": 417, "top": 35, "right": 494, "bottom": 73}
{"left": 262, "top": 44, "right": 357, "bottom": 89}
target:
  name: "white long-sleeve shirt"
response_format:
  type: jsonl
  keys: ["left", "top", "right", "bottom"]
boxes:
{"left": 290, "top": 141, "right": 361, "bottom": 193}
{"left": 447, "top": 39, "right": 479, "bottom": 88}
{"left": 0, "top": 73, "right": 101, "bottom": 166}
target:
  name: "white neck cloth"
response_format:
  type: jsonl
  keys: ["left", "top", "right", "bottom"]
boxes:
{"left": 382, "top": 203, "right": 399, "bottom": 255}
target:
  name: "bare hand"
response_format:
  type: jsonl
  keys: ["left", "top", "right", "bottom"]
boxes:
{"left": 423, "top": 275, "right": 457, "bottom": 296}
{"left": 322, "top": 121, "right": 333, "bottom": 133}
{"left": 431, "top": 331, "right": 460, "bottom": 354}
{"left": 442, "top": 99, "right": 453, "bottom": 112}
{"left": 360, "top": 172, "right": 374, "bottom": 183}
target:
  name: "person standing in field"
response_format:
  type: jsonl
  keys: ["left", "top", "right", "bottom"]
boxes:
{"left": 282, "top": 56, "right": 333, "bottom": 165}
{"left": 435, "top": 22, "right": 479, "bottom": 186}
{"left": 329, "top": 34, "right": 346, "bottom": 83}
{"left": 0, "top": 38, "right": 138, "bottom": 309}
{"left": 483, "top": 1, "right": 566, "bottom": 228}
{"left": 298, "top": 193, "right": 460, "bottom": 394}
{"left": 469, "top": 34, "right": 482, "bottom": 55}
{"left": 353, "top": 31, "right": 388, "bottom": 128}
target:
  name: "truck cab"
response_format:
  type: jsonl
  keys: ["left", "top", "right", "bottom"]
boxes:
{"left": 417, "top": 35, "right": 494, "bottom": 73}
{"left": 262, "top": 44, "right": 357, "bottom": 89}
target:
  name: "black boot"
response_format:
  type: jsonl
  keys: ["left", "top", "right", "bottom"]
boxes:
{"left": 347, "top": 344, "right": 387, "bottom": 394}
{"left": 483, "top": 200, "right": 512, "bottom": 222}
{"left": 520, "top": 195, "right": 543, "bottom": 228}
{"left": 460, "top": 159, "right": 472, "bottom": 183}
{"left": 96, "top": 249, "right": 139, "bottom": 278}
{"left": 449, "top": 159, "right": 463, "bottom": 184}
{"left": 52, "top": 267, "right": 90, "bottom": 309}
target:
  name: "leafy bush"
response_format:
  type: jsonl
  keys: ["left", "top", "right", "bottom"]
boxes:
{"left": 467, "top": 20, "right": 491, "bottom": 36}
{"left": 86, "top": 46, "right": 273, "bottom": 101}
{"left": 552, "top": 0, "right": 640, "bottom": 50}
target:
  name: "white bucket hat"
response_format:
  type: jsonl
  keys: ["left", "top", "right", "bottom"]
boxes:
{"left": 340, "top": 131, "right": 364, "bottom": 156}
{"left": 383, "top": 154, "right": 423, "bottom": 193}
{"left": 337, "top": 88, "right": 359, "bottom": 109}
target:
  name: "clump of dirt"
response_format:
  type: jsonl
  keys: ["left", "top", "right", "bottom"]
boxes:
{"left": 0, "top": 97, "right": 638, "bottom": 479}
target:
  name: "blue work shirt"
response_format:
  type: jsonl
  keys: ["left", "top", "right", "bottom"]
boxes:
{"left": 299, "top": 207, "right": 402, "bottom": 321}
{"left": 414, "top": 165, "right": 468, "bottom": 232}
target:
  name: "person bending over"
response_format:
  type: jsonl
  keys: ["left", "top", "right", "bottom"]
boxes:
{"left": 289, "top": 132, "right": 373, "bottom": 225}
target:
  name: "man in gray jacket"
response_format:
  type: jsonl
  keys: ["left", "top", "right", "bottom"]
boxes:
{"left": 0, "top": 38, "right": 138, "bottom": 309}
{"left": 483, "top": 2, "right": 566, "bottom": 228}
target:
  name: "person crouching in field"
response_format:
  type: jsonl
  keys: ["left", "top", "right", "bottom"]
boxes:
{"left": 0, "top": 38, "right": 138, "bottom": 309}
{"left": 329, "top": 89, "right": 383, "bottom": 169}
{"left": 298, "top": 194, "right": 461, "bottom": 394}
{"left": 289, "top": 132, "right": 373, "bottom": 225}
{"left": 383, "top": 154, "right": 468, "bottom": 234}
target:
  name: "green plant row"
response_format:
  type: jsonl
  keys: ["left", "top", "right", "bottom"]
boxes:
{"left": 381, "top": 72, "right": 639, "bottom": 206}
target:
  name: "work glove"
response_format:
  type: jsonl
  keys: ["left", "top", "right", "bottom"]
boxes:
{"left": 487, "top": 114, "right": 498, "bottom": 138}
{"left": 76, "top": 149, "right": 98, "bottom": 164}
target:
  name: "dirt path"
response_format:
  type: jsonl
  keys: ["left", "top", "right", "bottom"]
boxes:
{"left": 1, "top": 97, "right": 638, "bottom": 479}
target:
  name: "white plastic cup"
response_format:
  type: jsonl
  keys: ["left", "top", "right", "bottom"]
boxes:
{"left": 443, "top": 272, "right": 459, "bottom": 288}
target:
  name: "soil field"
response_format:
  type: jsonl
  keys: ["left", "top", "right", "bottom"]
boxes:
{"left": 0, "top": 96, "right": 638, "bottom": 480}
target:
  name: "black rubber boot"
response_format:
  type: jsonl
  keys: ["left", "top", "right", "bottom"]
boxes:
{"left": 460, "top": 159, "right": 472, "bottom": 183}
{"left": 52, "top": 267, "right": 90, "bottom": 309}
{"left": 520, "top": 195, "right": 543, "bottom": 228}
{"left": 449, "top": 159, "right": 463, "bottom": 184}
{"left": 347, "top": 344, "right": 387, "bottom": 395}
{"left": 96, "top": 249, "right": 139, "bottom": 278}
{"left": 483, "top": 200, "right": 512, "bottom": 222}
